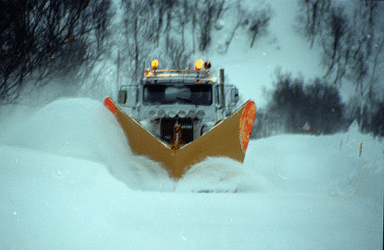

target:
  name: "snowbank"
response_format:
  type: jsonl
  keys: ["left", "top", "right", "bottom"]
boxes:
{"left": 246, "top": 127, "right": 384, "bottom": 204}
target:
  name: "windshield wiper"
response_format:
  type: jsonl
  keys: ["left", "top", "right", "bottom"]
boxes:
{"left": 176, "top": 97, "right": 194, "bottom": 104}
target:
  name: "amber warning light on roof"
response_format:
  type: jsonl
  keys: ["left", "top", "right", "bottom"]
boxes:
{"left": 195, "top": 59, "right": 204, "bottom": 71}
{"left": 151, "top": 59, "right": 159, "bottom": 70}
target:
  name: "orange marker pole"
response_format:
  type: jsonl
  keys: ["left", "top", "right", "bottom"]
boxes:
{"left": 359, "top": 142, "right": 362, "bottom": 157}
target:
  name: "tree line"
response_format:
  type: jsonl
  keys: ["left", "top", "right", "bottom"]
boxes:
{"left": 0, "top": 0, "right": 271, "bottom": 103}
{"left": 1, "top": 0, "right": 381, "bottom": 137}
{"left": 252, "top": 0, "right": 384, "bottom": 139}
{"left": 296, "top": 0, "right": 384, "bottom": 138}
{"left": 252, "top": 71, "right": 349, "bottom": 138}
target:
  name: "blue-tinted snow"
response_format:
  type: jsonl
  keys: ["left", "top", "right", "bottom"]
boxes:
{"left": 1, "top": 0, "right": 383, "bottom": 249}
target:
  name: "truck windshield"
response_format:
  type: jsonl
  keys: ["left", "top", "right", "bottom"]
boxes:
{"left": 143, "top": 84, "right": 212, "bottom": 105}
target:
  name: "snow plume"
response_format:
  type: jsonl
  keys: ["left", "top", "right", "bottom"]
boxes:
{"left": 0, "top": 98, "right": 175, "bottom": 191}
{"left": 106, "top": 154, "right": 175, "bottom": 192}
{"left": 176, "top": 157, "right": 270, "bottom": 193}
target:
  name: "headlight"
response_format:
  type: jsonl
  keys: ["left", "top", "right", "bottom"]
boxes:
{"left": 197, "top": 110, "right": 205, "bottom": 119}
{"left": 168, "top": 110, "right": 177, "bottom": 118}
{"left": 178, "top": 110, "right": 186, "bottom": 118}
{"left": 201, "top": 125, "right": 211, "bottom": 135}
{"left": 148, "top": 110, "right": 156, "bottom": 120}
{"left": 188, "top": 110, "right": 196, "bottom": 118}
{"left": 158, "top": 110, "right": 165, "bottom": 118}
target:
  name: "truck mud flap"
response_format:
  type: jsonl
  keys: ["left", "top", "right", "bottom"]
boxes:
{"left": 104, "top": 97, "right": 256, "bottom": 179}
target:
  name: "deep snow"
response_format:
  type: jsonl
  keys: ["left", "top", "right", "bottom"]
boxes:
{"left": 1, "top": 0, "right": 383, "bottom": 249}
{"left": 0, "top": 98, "right": 383, "bottom": 249}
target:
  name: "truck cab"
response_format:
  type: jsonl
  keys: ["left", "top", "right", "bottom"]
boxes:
{"left": 117, "top": 59, "right": 239, "bottom": 146}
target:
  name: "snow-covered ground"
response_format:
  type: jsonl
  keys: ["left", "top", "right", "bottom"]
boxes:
{"left": 1, "top": 0, "right": 383, "bottom": 249}
{"left": 0, "top": 98, "right": 382, "bottom": 249}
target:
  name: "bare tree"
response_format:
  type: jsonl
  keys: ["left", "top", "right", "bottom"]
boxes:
{"left": 174, "top": 0, "right": 190, "bottom": 52}
{"left": 154, "top": 0, "right": 168, "bottom": 47}
{"left": 0, "top": 0, "right": 114, "bottom": 103}
{"left": 197, "top": 0, "right": 224, "bottom": 51}
{"left": 349, "top": 2, "right": 383, "bottom": 99}
{"left": 248, "top": 7, "right": 271, "bottom": 48}
{"left": 190, "top": 0, "right": 200, "bottom": 53}
{"left": 78, "top": 0, "right": 115, "bottom": 90}
{"left": 322, "top": 6, "right": 349, "bottom": 84}
{"left": 121, "top": 0, "right": 151, "bottom": 83}
{"left": 166, "top": 38, "right": 192, "bottom": 69}
{"left": 163, "top": 0, "right": 177, "bottom": 53}
{"left": 299, "top": 0, "right": 331, "bottom": 48}
{"left": 222, "top": 1, "right": 245, "bottom": 52}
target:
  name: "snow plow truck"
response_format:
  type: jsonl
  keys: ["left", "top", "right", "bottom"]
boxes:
{"left": 104, "top": 59, "right": 256, "bottom": 179}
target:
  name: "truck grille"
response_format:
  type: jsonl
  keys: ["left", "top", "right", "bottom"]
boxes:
{"left": 161, "top": 118, "right": 193, "bottom": 144}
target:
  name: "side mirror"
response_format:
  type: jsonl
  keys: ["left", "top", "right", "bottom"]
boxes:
{"left": 118, "top": 90, "right": 127, "bottom": 104}
{"left": 223, "top": 85, "right": 238, "bottom": 107}
{"left": 216, "top": 85, "right": 239, "bottom": 108}
{"left": 231, "top": 87, "right": 239, "bottom": 105}
{"left": 118, "top": 85, "right": 138, "bottom": 107}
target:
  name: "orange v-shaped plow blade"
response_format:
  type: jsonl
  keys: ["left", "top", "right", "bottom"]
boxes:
{"left": 104, "top": 97, "right": 256, "bottom": 179}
